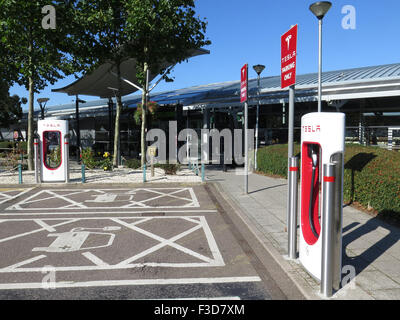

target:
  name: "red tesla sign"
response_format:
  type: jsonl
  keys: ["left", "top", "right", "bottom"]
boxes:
{"left": 281, "top": 24, "right": 298, "bottom": 89}
{"left": 240, "top": 64, "right": 248, "bottom": 103}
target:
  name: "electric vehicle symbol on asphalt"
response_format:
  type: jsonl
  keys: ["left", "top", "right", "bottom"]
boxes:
{"left": 32, "top": 227, "right": 121, "bottom": 253}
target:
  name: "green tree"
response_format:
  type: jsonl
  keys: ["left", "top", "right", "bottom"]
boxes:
{"left": 75, "top": 0, "right": 210, "bottom": 166}
{"left": 0, "top": 1, "right": 82, "bottom": 169}
{"left": 74, "top": 0, "right": 131, "bottom": 167}
{"left": 0, "top": 81, "right": 26, "bottom": 129}
{"left": 125, "top": 0, "right": 210, "bottom": 166}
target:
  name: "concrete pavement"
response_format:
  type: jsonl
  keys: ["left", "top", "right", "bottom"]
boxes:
{"left": 205, "top": 165, "right": 400, "bottom": 300}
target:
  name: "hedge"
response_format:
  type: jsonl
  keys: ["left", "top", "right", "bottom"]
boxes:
{"left": 256, "top": 143, "right": 400, "bottom": 223}
{"left": 0, "top": 141, "right": 27, "bottom": 152}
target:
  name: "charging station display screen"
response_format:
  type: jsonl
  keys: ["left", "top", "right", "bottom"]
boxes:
{"left": 43, "top": 131, "right": 62, "bottom": 169}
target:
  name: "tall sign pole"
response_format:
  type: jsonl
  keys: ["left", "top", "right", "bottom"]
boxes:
{"left": 281, "top": 24, "right": 298, "bottom": 259}
{"left": 241, "top": 64, "right": 249, "bottom": 194}
{"left": 281, "top": 24, "right": 298, "bottom": 157}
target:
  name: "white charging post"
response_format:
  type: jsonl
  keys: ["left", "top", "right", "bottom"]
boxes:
{"left": 298, "top": 112, "right": 345, "bottom": 295}
{"left": 38, "top": 119, "right": 69, "bottom": 182}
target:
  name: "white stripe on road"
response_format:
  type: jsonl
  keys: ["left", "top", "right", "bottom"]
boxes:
{"left": 82, "top": 252, "right": 109, "bottom": 267}
{"left": 33, "top": 219, "right": 57, "bottom": 232}
{"left": 0, "top": 276, "right": 261, "bottom": 290}
{"left": 4, "top": 255, "right": 47, "bottom": 270}
{"left": 0, "top": 210, "right": 218, "bottom": 216}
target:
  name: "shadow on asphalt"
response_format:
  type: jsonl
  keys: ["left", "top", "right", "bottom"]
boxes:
{"left": 342, "top": 217, "right": 399, "bottom": 285}
{"left": 248, "top": 184, "right": 287, "bottom": 195}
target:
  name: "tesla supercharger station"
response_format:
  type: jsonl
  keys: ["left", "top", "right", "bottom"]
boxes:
{"left": 299, "top": 112, "right": 345, "bottom": 291}
{"left": 37, "top": 119, "right": 69, "bottom": 182}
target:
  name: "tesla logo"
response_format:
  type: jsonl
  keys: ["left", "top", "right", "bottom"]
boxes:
{"left": 302, "top": 125, "right": 321, "bottom": 133}
{"left": 285, "top": 34, "right": 292, "bottom": 50}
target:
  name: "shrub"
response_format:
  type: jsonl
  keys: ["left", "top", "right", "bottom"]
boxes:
{"left": 154, "top": 162, "right": 180, "bottom": 175}
{"left": 99, "top": 151, "right": 113, "bottom": 171}
{"left": 342, "top": 145, "right": 400, "bottom": 220}
{"left": 256, "top": 144, "right": 300, "bottom": 178}
{"left": 134, "top": 101, "right": 159, "bottom": 125}
{"left": 0, "top": 141, "right": 13, "bottom": 149}
{"left": 81, "top": 147, "right": 98, "bottom": 169}
{"left": 125, "top": 158, "right": 141, "bottom": 169}
{"left": 256, "top": 143, "right": 400, "bottom": 222}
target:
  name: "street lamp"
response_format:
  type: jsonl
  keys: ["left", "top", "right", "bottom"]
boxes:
{"left": 309, "top": 1, "right": 332, "bottom": 112}
{"left": 37, "top": 97, "right": 49, "bottom": 120}
{"left": 252, "top": 64, "right": 265, "bottom": 171}
{"left": 75, "top": 96, "right": 86, "bottom": 162}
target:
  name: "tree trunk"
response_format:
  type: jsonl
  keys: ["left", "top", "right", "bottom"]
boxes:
{"left": 140, "top": 62, "right": 149, "bottom": 167}
{"left": 113, "top": 63, "right": 123, "bottom": 167}
{"left": 27, "top": 76, "right": 34, "bottom": 170}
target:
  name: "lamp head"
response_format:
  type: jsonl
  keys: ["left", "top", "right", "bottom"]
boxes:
{"left": 253, "top": 64, "right": 266, "bottom": 76}
{"left": 309, "top": 1, "right": 332, "bottom": 20}
{"left": 37, "top": 98, "right": 49, "bottom": 104}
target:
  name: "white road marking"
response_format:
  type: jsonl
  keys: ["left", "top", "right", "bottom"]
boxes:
{"left": 86, "top": 194, "right": 117, "bottom": 203}
{"left": 0, "top": 210, "right": 217, "bottom": 216}
{"left": 82, "top": 252, "right": 109, "bottom": 267}
{"left": 45, "top": 190, "right": 87, "bottom": 208}
{"left": 4, "top": 255, "right": 47, "bottom": 270}
{"left": 34, "top": 219, "right": 56, "bottom": 232}
{"left": 0, "top": 276, "right": 261, "bottom": 290}
{"left": 5, "top": 188, "right": 200, "bottom": 210}
{"left": 0, "top": 188, "right": 33, "bottom": 205}
{"left": 0, "top": 219, "right": 79, "bottom": 244}
{"left": 0, "top": 216, "right": 225, "bottom": 272}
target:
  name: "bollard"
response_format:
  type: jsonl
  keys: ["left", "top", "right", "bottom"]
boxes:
{"left": 321, "top": 163, "right": 337, "bottom": 298}
{"left": 64, "top": 135, "right": 70, "bottom": 183}
{"left": 143, "top": 164, "right": 146, "bottom": 183}
{"left": 34, "top": 138, "right": 40, "bottom": 183}
{"left": 81, "top": 164, "right": 86, "bottom": 183}
{"left": 287, "top": 156, "right": 299, "bottom": 259}
{"left": 201, "top": 163, "right": 205, "bottom": 182}
{"left": 18, "top": 163, "right": 23, "bottom": 184}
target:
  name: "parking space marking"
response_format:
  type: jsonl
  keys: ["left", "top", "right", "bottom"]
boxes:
{"left": 0, "top": 216, "right": 225, "bottom": 273}
{"left": 0, "top": 219, "right": 79, "bottom": 244}
{"left": 0, "top": 276, "right": 262, "bottom": 290}
{"left": 6, "top": 255, "right": 47, "bottom": 270}
{"left": 0, "top": 209, "right": 218, "bottom": 216}
{"left": 113, "top": 218, "right": 211, "bottom": 266}
{"left": 0, "top": 188, "right": 33, "bottom": 205}
{"left": 6, "top": 188, "right": 200, "bottom": 210}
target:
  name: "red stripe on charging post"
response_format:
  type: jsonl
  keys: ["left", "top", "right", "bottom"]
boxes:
{"left": 324, "top": 176, "right": 335, "bottom": 183}
{"left": 289, "top": 167, "right": 298, "bottom": 171}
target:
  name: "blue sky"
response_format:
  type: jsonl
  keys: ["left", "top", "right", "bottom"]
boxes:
{"left": 11, "top": 0, "right": 400, "bottom": 110}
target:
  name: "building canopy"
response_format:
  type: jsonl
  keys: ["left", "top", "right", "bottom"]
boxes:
{"left": 52, "top": 48, "right": 210, "bottom": 98}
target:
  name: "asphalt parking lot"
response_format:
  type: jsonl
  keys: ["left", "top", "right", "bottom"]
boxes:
{"left": 0, "top": 183, "right": 302, "bottom": 300}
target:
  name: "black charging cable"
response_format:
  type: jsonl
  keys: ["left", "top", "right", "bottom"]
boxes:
{"left": 309, "top": 151, "right": 319, "bottom": 238}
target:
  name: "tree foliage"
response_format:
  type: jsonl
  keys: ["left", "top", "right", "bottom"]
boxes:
{"left": 0, "top": 0, "right": 85, "bottom": 169}
{"left": 74, "top": 0, "right": 210, "bottom": 165}
{"left": 0, "top": 81, "right": 26, "bottom": 128}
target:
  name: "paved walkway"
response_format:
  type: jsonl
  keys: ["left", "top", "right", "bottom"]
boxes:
{"left": 205, "top": 165, "right": 400, "bottom": 300}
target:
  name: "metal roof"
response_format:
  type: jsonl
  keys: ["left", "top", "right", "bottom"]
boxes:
{"left": 42, "top": 62, "right": 400, "bottom": 118}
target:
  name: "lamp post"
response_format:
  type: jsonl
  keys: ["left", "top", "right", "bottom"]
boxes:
{"left": 252, "top": 64, "right": 265, "bottom": 171}
{"left": 75, "top": 96, "right": 86, "bottom": 162}
{"left": 309, "top": 1, "right": 332, "bottom": 112}
{"left": 37, "top": 98, "right": 49, "bottom": 120}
